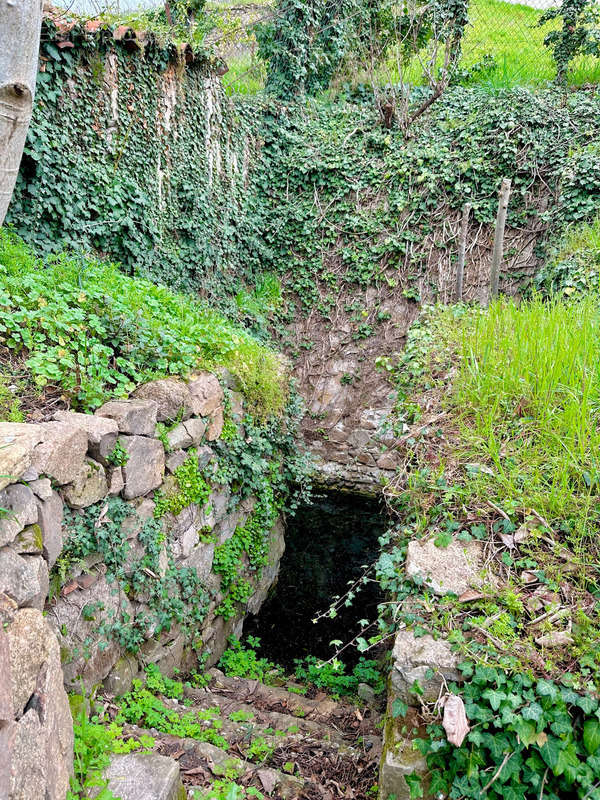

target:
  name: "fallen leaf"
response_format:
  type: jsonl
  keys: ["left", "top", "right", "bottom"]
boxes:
{"left": 458, "top": 589, "right": 484, "bottom": 602}
{"left": 442, "top": 694, "right": 470, "bottom": 747}
{"left": 61, "top": 581, "right": 78, "bottom": 596}
{"left": 513, "top": 524, "right": 530, "bottom": 544}
{"left": 257, "top": 769, "right": 278, "bottom": 794}
{"left": 499, "top": 532, "right": 515, "bottom": 549}
{"left": 521, "top": 570, "right": 538, "bottom": 584}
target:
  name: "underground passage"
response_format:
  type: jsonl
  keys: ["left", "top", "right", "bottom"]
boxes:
{"left": 245, "top": 491, "right": 388, "bottom": 669}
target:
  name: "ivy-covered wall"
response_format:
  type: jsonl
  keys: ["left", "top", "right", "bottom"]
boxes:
{"left": 7, "top": 19, "right": 265, "bottom": 299}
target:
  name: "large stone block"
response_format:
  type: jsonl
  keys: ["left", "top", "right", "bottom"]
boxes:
{"left": 0, "top": 423, "right": 44, "bottom": 492}
{"left": 121, "top": 436, "right": 165, "bottom": 500}
{"left": 166, "top": 423, "right": 192, "bottom": 451}
{"left": 103, "top": 653, "right": 140, "bottom": 696}
{"left": 183, "top": 417, "right": 207, "bottom": 445}
{"left": 132, "top": 379, "right": 195, "bottom": 423}
{"left": 0, "top": 548, "right": 48, "bottom": 609}
{"left": 36, "top": 491, "right": 63, "bottom": 568}
{"left": 54, "top": 410, "right": 119, "bottom": 464}
{"left": 206, "top": 407, "right": 224, "bottom": 441}
{"left": 0, "top": 628, "right": 13, "bottom": 720}
{"left": 63, "top": 458, "right": 108, "bottom": 509}
{"left": 187, "top": 372, "right": 223, "bottom": 417}
{"left": 95, "top": 398, "right": 158, "bottom": 436}
{"left": 379, "top": 710, "right": 428, "bottom": 800}
{"left": 48, "top": 576, "right": 133, "bottom": 690}
{"left": 184, "top": 541, "right": 215, "bottom": 581}
{"left": 28, "top": 477, "right": 52, "bottom": 500}
{"left": 391, "top": 629, "right": 461, "bottom": 704}
{"left": 32, "top": 421, "right": 88, "bottom": 485}
{"left": 5, "top": 608, "right": 73, "bottom": 800}
{"left": 405, "top": 538, "right": 483, "bottom": 596}
{"left": 98, "top": 752, "right": 185, "bottom": 800}
{"left": 0, "top": 483, "right": 38, "bottom": 547}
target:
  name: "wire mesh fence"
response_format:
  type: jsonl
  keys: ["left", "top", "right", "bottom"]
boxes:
{"left": 49, "top": 0, "right": 600, "bottom": 90}
{"left": 459, "top": 0, "right": 600, "bottom": 86}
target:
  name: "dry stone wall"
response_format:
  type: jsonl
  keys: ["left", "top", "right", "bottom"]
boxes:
{"left": 0, "top": 371, "right": 286, "bottom": 800}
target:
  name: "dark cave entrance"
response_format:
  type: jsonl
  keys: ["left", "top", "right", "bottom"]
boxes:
{"left": 245, "top": 491, "right": 387, "bottom": 670}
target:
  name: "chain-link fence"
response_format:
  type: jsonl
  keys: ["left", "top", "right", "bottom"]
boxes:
{"left": 459, "top": 0, "right": 600, "bottom": 86}
{"left": 49, "top": 0, "right": 600, "bottom": 89}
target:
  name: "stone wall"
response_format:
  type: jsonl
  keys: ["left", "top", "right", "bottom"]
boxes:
{"left": 0, "top": 372, "right": 286, "bottom": 799}
{"left": 379, "top": 539, "right": 485, "bottom": 799}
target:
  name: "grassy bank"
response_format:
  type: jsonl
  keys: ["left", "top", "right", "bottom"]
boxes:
{"left": 0, "top": 230, "right": 287, "bottom": 418}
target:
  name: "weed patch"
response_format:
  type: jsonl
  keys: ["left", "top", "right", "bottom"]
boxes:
{"left": 0, "top": 231, "right": 287, "bottom": 417}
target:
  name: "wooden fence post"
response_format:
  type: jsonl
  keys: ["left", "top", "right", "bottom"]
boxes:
{"left": 489, "top": 178, "right": 512, "bottom": 302}
{"left": 455, "top": 202, "right": 471, "bottom": 302}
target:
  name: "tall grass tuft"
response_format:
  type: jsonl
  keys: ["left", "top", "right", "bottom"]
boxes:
{"left": 450, "top": 294, "right": 600, "bottom": 546}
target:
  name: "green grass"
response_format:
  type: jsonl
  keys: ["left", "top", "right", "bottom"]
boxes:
{"left": 222, "top": 53, "right": 266, "bottom": 95}
{"left": 0, "top": 229, "right": 287, "bottom": 418}
{"left": 448, "top": 294, "right": 600, "bottom": 548}
{"left": 378, "top": 0, "right": 600, "bottom": 89}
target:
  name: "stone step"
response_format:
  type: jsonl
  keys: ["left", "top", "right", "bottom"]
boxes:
{"left": 182, "top": 685, "right": 355, "bottom": 748}
{"left": 92, "top": 751, "right": 186, "bottom": 800}
{"left": 156, "top": 736, "right": 306, "bottom": 799}
{"left": 198, "top": 668, "right": 374, "bottom": 733}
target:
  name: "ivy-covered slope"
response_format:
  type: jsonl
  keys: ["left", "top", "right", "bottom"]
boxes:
{"left": 6, "top": 18, "right": 267, "bottom": 301}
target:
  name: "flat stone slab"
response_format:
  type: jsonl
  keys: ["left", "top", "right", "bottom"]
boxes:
{"left": 54, "top": 410, "right": 118, "bottom": 464}
{"left": 0, "top": 423, "right": 44, "bottom": 492}
{"left": 120, "top": 436, "right": 165, "bottom": 500}
{"left": 99, "top": 752, "right": 185, "bottom": 800}
{"left": 187, "top": 373, "right": 223, "bottom": 416}
{"left": 32, "top": 422, "right": 88, "bottom": 485}
{"left": 95, "top": 399, "right": 158, "bottom": 437}
{"left": 405, "top": 538, "right": 483, "bottom": 596}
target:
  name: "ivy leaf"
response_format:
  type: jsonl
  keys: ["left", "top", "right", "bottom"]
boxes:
{"left": 392, "top": 699, "right": 408, "bottom": 718}
{"left": 405, "top": 773, "right": 424, "bottom": 799}
{"left": 434, "top": 532, "right": 452, "bottom": 548}
{"left": 482, "top": 688, "right": 506, "bottom": 711}
{"left": 584, "top": 719, "right": 600, "bottom": 755}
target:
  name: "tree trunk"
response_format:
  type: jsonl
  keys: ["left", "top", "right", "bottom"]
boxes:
{"left": 0, "top": 0, "right": 43, "bottom": 225}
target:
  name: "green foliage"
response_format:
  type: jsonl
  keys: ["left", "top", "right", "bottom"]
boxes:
{"left": 540, "top": 0, "right": 600, "bottom": 82}
{"left": 218, "top": 636, "right": 283, "bottom": 682}
{"left": 256, "top": 0, "right": 365, "bottom": 97}
{"left": 413, "top": 666, "right": 600, "bottom": 800}
{"left": 212, "top": 397, "right": 312, "bottom": 619}
{"left": 535, "top": 213, "right": 600, "bottom": 295}
{"left": 558, "top": 141, "right": 600, "bottom": 223}
{"left": 116, "top": 678, "right": 228, "bottom": 748}
{"left": 68, "top": 694, "right": 154, "bottom": 799}
{"left": 58, "top": 498, "right": 209, "bottom": 654}
{"left": 154, "top": 450, "right": 212, "bottom": 517}
{"left": 0, "top": 230, "right": 286, "bottom": 416}
{"left": 107, "top": 439, "right": 129, "bottom": 467}
{"left": 0, "top": 376, "right": 24, "bottom": 423}
{"left": 193, "top": 781, "right": 264, "bottom": 800}
{"left": 449, "top": 295, "right": 600, "bottom": 538}
{"left": 144, "top": 662, "right": 184, "bottom": 700}
{"left": 252, "top": 87, "right": 600, "bottom": 312}
{"left": 293, "top": 656, "right": 384, "bottom": 698}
